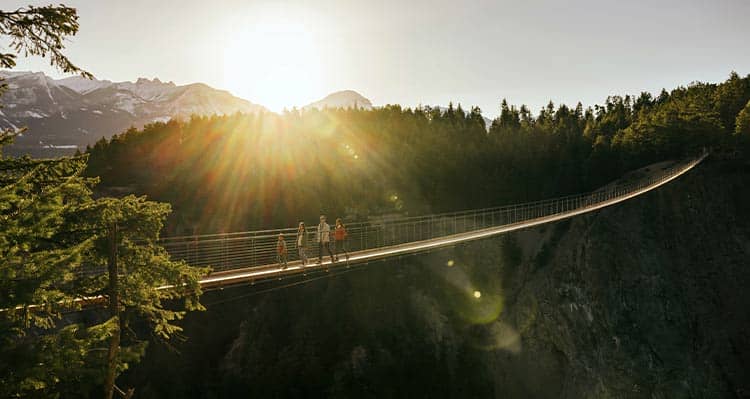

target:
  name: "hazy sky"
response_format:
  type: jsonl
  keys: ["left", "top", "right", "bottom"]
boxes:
{"left": 4, "top": 0, "right": 750, "bottom": 115}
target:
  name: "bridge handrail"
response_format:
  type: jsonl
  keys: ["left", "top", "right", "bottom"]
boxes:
{"left": 157, "top": 155, "right": 699, "bottom": 244}
{"left": 105, "top": 151, "right": 705, "bottom": 277}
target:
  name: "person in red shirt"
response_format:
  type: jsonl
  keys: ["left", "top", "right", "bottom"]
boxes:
{"left": 333, "top": 218, "right": 349, "bottom": 262}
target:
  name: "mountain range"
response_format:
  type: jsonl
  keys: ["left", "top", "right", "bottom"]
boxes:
{"left": 0, "top": 71, "right": 268, "bottom": 156}
{"left": 1, "top": 71, "right": 489, "bottom": 157}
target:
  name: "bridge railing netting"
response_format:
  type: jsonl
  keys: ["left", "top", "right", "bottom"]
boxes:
{"left": 149, "top": 152, "right": 705, "bottom": 274}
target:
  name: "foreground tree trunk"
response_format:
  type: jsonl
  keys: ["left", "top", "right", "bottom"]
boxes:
{"left": 104, "top": 223, "right": 119, "bottom": 399}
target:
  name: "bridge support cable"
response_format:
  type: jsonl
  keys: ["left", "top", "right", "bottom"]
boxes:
{"left": 65, "top": 151, "right": 707, "bottom": 289}
{"left": 178, "top": 151, "right": 707, "bottom": 289}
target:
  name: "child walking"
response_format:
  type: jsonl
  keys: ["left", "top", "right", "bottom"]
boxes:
{"left": 276, "top": 233, "right": 288, "bottom": 269}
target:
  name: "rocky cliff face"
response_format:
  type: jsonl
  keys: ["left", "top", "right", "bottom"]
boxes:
{"left": 122, "top": 158, "right": 750, "bottom": 398}
{"left": 483, "top": 158, "right": 750, "bottom": 398}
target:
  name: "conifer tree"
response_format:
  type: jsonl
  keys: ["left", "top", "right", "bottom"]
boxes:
{"left": 74, "top": 196, "right": 208, "bottom": 399}
{"left": 0, "top": 148, "right": 103, "bottom": 397}
{"left": 1, "top": 4, "right": 208, "bottom": 397}
{"left": 735, "top": 100, "right": 750, "bottom": 137}
{"left": 0, "top": 4, "right": 99, "bottom": 396}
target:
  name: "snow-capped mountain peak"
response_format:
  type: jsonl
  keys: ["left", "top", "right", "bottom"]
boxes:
{"left": 0, "top": 70, "right": 267, "bottom": 157}
{"left": 303, "top": 90, "right": 373, "bottom": 110}
{"left": 113, "top": 78, "right": 177, "bottom": 101}
{"left": 56, "top": 75, "right": 113, "bottom": 94}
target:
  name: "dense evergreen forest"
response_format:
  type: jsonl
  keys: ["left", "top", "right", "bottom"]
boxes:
{"left": 85, "top": 72, "right": 750, "bottom": 234}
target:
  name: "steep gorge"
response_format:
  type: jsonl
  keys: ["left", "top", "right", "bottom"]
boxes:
{"left": 123, "top": 158, "right": 750, "bottom": 398}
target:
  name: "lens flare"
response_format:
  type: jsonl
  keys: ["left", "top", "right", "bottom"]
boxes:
{"left": 469, "top": 321, "right": 522, "bottom": 354}
{"left": 432, "top": 257, "right": 505, "bottom": 325}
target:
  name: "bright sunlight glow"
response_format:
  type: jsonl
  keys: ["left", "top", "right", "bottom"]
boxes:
{"left": 221, "top": 15, "right": 325, "bottom": 112}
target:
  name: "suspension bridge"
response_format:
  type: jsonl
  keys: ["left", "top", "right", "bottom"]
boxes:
{"left": 157, "top": 151, "right": 708, "bottom": 290}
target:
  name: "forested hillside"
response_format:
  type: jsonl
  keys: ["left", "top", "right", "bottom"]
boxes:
{"left": 85, "top": 72, "right": 750, "bottom": 234}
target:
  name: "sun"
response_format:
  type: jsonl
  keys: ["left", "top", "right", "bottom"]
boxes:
{"left": 222, "top": 19, "right": 324, "bottom": 112}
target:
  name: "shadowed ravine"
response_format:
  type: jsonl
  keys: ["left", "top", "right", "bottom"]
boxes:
{"left": 122, "top": 159, "right": 750, "bottom": 398}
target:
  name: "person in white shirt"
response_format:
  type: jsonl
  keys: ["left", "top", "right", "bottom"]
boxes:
{"left": 296, "top": 222, "right": 308, "bottom": 266}
{"left": 316, "top": 215, "right": 335, "bottom": 265}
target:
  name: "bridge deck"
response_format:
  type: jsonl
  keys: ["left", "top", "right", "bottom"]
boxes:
{"left": 199, "top": 152, "right": 708, "bottom": 289}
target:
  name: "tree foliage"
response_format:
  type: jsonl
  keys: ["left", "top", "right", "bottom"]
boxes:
{"left": 0, "top": 153, "right": 104, "bottom": 397}
{"left": 736, "top": 100, "right": 750, "bottom": 136}
{"left": 0, "top": 3, "right": 206, "bottom": 397}
{"left": 0, "top": 4, "right": 91, "bottom": 77}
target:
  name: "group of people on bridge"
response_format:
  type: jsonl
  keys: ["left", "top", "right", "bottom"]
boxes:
{"left": 276, "top": 215, "right": 349, "bottom": 269}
